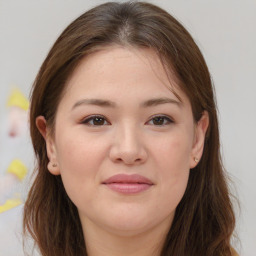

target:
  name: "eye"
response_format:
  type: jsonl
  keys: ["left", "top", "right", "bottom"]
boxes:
{"left": 81, "top": 115, "right": 110, "bottom": 126}
{"left": 147, "top": 115, "right": 174, "bottom": 126}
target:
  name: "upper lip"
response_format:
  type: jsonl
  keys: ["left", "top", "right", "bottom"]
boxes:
{"left": 102, "top": 174, "right": 154, "bottom": 185}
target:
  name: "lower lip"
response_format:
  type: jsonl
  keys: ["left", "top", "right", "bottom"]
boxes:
{"left": 104, "top": 183, "right": 152, "bottom": 194}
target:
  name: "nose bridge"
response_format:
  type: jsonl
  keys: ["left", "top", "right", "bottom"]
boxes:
{"left": 119, "top": 120, "right": 139, "bottom": 146}
{"left": 110, "top": 120, "right": 147, "bottom": 164}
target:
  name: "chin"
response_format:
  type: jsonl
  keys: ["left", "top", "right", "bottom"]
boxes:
{"left": 98, "top": 210, "right": 157, "bottom": 236}
{"left": 104, "top": 221, "right": 153, "bottom": 237}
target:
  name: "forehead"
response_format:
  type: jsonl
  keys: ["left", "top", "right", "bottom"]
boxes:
{"left": 61, "top": 45, "right": 188, "bottom": 106}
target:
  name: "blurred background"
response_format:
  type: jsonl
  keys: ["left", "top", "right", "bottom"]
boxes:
{"left": 0, "top": 0, "right": 255, "bottom": 255}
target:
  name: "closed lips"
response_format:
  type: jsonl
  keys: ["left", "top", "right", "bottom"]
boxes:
{"left": 102, "top": 174, "right": 154, "bottom": 194}
{"left": 102, "top": 174, "right": 154, "bottom": 185}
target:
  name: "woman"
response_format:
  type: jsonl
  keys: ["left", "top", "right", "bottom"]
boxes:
{"left": 23, "top": 1, "right": 237, "bottom": 255}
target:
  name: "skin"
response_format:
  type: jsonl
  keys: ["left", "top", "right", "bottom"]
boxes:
{"left": 37, "top": 46, "right": 209, "bottom": 256}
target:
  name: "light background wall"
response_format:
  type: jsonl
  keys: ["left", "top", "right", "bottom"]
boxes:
{"left": 0, "top": 0, "right": 255, "bottom": 255}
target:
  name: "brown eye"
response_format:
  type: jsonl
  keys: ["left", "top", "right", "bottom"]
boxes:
{"left": 92, "top": 117, "right": 105, "bottom": 125}
{"left": 148, "top": 116, "right": 173, "bottom": 126}
{"left": 82, "top": 115, "right": 109, "bottom": 126}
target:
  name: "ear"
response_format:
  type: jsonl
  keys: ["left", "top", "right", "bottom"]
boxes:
{"left": 36, "top": 116, "right": 60, "bottom": 175}
{"left": 190, "top": 111, "right": 209, "bottom": 169}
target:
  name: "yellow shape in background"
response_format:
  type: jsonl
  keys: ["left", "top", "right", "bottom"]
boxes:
{"left": 7, "top": 159, "right": 28, "bottom": 181}
{"left": 0, "top": 198, "right": 22, "bottom": 214}
{"left": 0, "top": 160, "right": 28, "bottom": 213}
{"left": 7, "top": 88, "right": 29, "bottom": 111}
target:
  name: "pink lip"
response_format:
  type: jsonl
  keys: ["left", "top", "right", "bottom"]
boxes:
{"left": 102, "top": 174, "right": 154, "bottom": 194}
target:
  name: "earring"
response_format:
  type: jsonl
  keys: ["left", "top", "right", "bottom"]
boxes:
{"left": 52, "top": 163, "right": 57, "bottom": 167}
{"left": 194, "top": 157, "right": 199, "bottom": 163}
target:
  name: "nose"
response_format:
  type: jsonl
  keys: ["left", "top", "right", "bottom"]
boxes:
{"left": 109, "top": 124, "right": 148, "bottom": 165}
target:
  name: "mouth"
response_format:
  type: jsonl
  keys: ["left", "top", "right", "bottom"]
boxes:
{"left": 102, "top": 174, "right": 154, "bottom": 194}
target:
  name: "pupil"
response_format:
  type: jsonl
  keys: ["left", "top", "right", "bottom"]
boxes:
{"left": 94, "top": 117, "right": 104, "bottom": 125}
{"left": 153, "top": 117, "right": 164, "bottom": 125}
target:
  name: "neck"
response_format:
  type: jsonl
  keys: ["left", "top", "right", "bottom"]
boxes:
{"left": 82, "top": 217, "right": 172, "bottom": 256}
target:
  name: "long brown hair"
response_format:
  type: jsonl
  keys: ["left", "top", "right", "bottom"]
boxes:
{"left": 24, "top": 1, "right": 236, "bottom": 255}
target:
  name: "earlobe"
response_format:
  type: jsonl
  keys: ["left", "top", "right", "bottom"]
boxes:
{"left": 47, "top": 162, "right": 60, "bottom": 175}
{"left": 190, "top": 111, "right": 209, "bottom": 169}
{"left": 36, "top": 116, "right": 60, "bottom": 175}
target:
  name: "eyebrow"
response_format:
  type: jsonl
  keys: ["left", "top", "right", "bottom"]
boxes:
{"left": 72, "top": 97, "right": 182, "bottom": 110}
{"left": 141, "top": 97, "right": 182, "bottom": 107}
{"left": 72, "top": 99, "right": 116, "bottom": 109}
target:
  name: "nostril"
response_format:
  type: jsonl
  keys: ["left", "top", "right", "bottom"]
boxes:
{"left": 109, "top": 143, "right": 147, "bottom": 165}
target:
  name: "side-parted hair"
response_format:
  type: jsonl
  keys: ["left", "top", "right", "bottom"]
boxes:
{"left": 24, "top": 1, "right": 236, "bottom": 255}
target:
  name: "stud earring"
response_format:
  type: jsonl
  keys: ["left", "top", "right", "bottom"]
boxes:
{"left": 194, "top": 157, "right": 199, "bottom": 163}
{"left": 52, "top": 163, "right": 57, "bottom": 167}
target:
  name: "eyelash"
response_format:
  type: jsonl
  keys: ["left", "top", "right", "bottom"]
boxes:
{"left": 81, "top": 115, "right": 174, "bottom": 127}
{"left": 81, "top": 115, "right": 109, "bottom": 126}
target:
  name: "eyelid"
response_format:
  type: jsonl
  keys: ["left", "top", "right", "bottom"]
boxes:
{"left": 146, "top": 114, "right": 174, "bottom": 126}
{"left": 81, "top": 115, "right": 110, "bottom": 126}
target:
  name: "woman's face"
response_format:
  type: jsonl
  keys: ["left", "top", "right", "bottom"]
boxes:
{"left": 38, "top": 46, "right": 208, "bottom": 238}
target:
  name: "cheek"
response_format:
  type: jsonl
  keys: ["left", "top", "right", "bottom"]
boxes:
{"left": 150, "top": 131, "right": 191, "bottom": 205}
{"left": 54, "top": 132, "right": 109, "bottom": 200}
{"left": 56, "top": 130, "right": 108, "bottom": 172}
{"left": 154, "top": 131, "right": 192, "bottom": 173}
